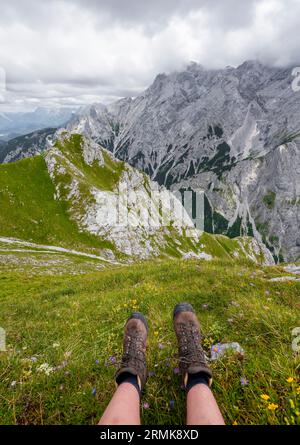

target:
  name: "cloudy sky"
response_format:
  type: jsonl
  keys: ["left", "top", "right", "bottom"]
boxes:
{"left": 0, "top": 0, "right": 300, "bottom": 111}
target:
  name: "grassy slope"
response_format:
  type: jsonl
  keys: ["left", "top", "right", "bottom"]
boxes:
{"left": 0, "top": 258, "right": 299, "bottom": 425}
{"left": 0, "top": 155, "right": 115, "bottom": 253}
{"left": 55, "top": 133, "right": 125, "bottom": 192}
{"left": 0, "top": 142, "right": 268, "bottom": 264}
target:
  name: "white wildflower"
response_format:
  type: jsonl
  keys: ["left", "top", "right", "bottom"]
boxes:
{"left": 37, "top": 363, "right": 54, "bottom": 375}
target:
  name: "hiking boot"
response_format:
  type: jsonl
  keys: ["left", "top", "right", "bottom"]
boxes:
{"left": 173, "top": 303, "right": 212, "bottom": 388}
{"left": 115, "top": 312, "right": 148, "bottom": 392}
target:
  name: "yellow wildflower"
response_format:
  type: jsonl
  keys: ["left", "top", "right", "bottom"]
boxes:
{"left": 154, "top": 331, "right": 159, "bottom": 336}
{"left": 296, "top": 386, "right": 300, "bottom": 395}
{"left": 286, "top": 377, "right": 294, "bottom": 383}
{"left": 260, "top": 394, "right": 270, "bottom": 401}
{"left": 232, "top": 420, "right": 238, "bottom": 425}
{"left": 267, "top": 403, "right": 278, "bottom": 411}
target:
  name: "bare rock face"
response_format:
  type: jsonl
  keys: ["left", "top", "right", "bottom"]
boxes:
{"left": 67, "top": 61, "right": 300, "bottom": 262}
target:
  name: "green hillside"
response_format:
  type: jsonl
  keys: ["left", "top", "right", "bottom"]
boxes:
{"left": 0, "top": 257, "right": 299, "bottom": 425}
{"left": 0, "top": 134, "right": 272, "bottom": 264}
{"left": 0, "top": 156, "right": 115, "bottom": 253}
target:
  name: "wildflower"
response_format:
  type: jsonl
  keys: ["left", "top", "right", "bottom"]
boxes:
{"left": 23, "top": 369, "right": 32, "bottom": 378}
{"left": 123, "top": 304, "right": 128, "bottom": 308}
{"left": 108, "top": 356, "right": 116, "bottom": 364}
{"left": 37, "top": 363, "right": 54, "bottom": 375}
{"left": 211, "top": 345, "right": 220, "bottom": 354}
{"left": 296, "top": 386, "right": 300, "bottom": 395}
{"left": 52, "top": 342, "right": 60, "bottom": 348}
{"left": 232, "top": 420, "right": 238, "bottom": 425}
{"left": 11, "top": 381, "right": 17, "bottom": 387}
{"left": 143, "top": 402, "right": 150, "bottom": 409}
{"left": 30, "top": 356, "right": 37, "bottom": 362}
{"left": 202, "top": 304, "right": 209, "bottom": 310}
{"left": 286, "top": 377, "right": 294, "bottom": 383}
{"left": 173, "top": 367, "right": 180, "bottom": 375}
{"left": 158, "top": 343, "right": 165, "bottom": 350}
{"left": 169, "top": 400, "right": 175, "bottom": 409}
{"left": 154, "top": 331, "right": 159, "bottom": 336}
{"left": 267, "top": 403, "right": 278, "bottom": 411}
{"left": 260, "top": 394, "right": 270, "bottom": 401}
{"left": 95, "top": 359, "right": 100, "bottom": 365}
{"left": 64, "top": 351, "right": 72, "bottom": 359}
{"left": 92, "top": 388, "right": 97, "bottom": 396}
{"left": 240, "top": 377, "right": 248, "bottom": 386}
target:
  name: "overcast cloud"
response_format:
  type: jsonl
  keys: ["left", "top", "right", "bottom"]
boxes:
{"left": 0, "top": 0, "right": 300, "bottom": 111}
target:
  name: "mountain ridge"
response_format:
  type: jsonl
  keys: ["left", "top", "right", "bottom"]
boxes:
{"left": 0, "top": 130, "right": 274, "bottom": 265}
{"left": 65, "top": 61, "right": 300, "bottom": 262}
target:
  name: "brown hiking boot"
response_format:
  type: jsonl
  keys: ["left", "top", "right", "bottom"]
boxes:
{"left": 115, "top": 312, "right": 148, "bottom": 392}
{"left": 173, "top": 303, "right": 212, "bottom": 388}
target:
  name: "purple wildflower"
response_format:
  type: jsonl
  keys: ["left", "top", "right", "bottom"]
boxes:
{"left": 109, "top": 356, "right": 116, "bottom": 364}
{"left": 158, "top": 343, "right": 165, "bottom": 350}
{"left": 240, "top": 377, "right": 248, "bottom": 386}
{"left": 143, "top": 402, "right": 150, "bottom": 409}
{"left": 95, "top": 359, "right": 100, "bottom": 365}
{"left": 173, "top": 367, "right": 180, "bottom": 375}
{"left": 92, "top": 388, "right": 97, "bottom": 396}
{"left": 169, "top": 400, "right": 175, "bottom": 409}
{"left": 211, "top": 344, "right": 221, "bottom": 354}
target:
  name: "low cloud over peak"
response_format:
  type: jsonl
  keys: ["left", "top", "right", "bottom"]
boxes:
{"left": 0, "top": 0, "right": 299, "bottom": 111}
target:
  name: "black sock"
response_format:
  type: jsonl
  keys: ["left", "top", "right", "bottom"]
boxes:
{"left": 116, "top": 372, "right": 141, "bottom": 395}
{"left": 186, "top": 372, "right": 210, "bottom": 393}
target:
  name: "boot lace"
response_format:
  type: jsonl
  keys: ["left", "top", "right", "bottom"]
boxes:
{"left": 178, "top": 322, "right": 205, "bottom": 366}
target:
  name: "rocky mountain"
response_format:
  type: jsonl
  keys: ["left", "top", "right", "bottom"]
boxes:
{"left": 0, "top": 107, "right": 76, "bottom": 140}
{"left": 0, "top": 128, "right": 56, "bottom": 163}
{"left": 0, "top": 130, "right": 273, "bottom": 264}
{"left": 66, "top": 61, "right": 300, "bottom": 262}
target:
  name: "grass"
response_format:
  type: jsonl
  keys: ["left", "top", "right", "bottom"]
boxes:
{"left": 0, "top": 155, "right": 117, "bottom": 255}
{"left": 0, "top": 257, "right": 299, "bottom": 425}
{"left": 263, "top": 191, "right": 276, "bottom": 210}
{"left": 55, "top": 133, "right": 125, "bottom": 192}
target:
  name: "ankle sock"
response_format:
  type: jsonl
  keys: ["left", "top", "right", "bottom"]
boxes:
{"left": 186, "top": 372, "right": 210, "bottom": 393}
{"left": 116, "top": 372, "right": 141, "bottom": 395}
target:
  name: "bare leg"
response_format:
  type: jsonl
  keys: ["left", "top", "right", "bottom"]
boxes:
{"left": 187, "top": 383, "right": 225, "bottom": 425}
{"left": 99, "top": 382, "right": 140, "bottom": 425}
